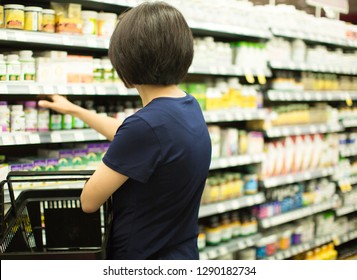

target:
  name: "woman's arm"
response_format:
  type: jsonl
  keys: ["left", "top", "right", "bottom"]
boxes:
{"left": 38, "top": 95, "right": 122, "bottom": 141}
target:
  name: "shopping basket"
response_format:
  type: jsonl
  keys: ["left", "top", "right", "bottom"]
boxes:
{"left": 0, "top": 170, "right": 112, "bottom": 260}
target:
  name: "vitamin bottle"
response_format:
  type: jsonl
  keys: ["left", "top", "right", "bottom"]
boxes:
{"left": 72, "top": 101, "right": 85, "bottom": 129}
{"left": 97, "top": 12, "right": 117, "bottom": 37}
{"left": 10, "top": 104, "right": 25, "bottom": 132}
{"left": 101, "top": 58, "right": 114, "bottom": 82}
{"left": 4, "top": 4, "right": 24, "bottom": 30}
{"left": 7, "top": 54, "right": 21, "bottom": 81}
{"left": 197, "top": 225, "right": 206, "bottom": 251}
{"left": 81, "top": 10, "right": 98, "bottom": 35}
{"left": 41, "top": 9, "right": 55, "bottom": 33}
{"left": 49, "top": 110, "right": 62, "bottom": 130}
{"left": 0, "top": 5, "right": 4, "bottom": 28}
{"left": 93, "top": 59, "right": 103, "bottom": 82}
{"left": 84, "top": 100, "right": 96, "bottom": 128}
{"left": 19, "top": 50, "right": 36, "bottom": 81}
{"left": 205, "top": 216, "right": 222, "bottom": 246}
{"left": 0, "top": 54, "right": 6, "bottom": 81}
{"left": 0, "top": 101, "right": 10, "bottom": 132}
{"left": 62, "top": 113, "right": 72, "bottom": 130}
{"left": 220, "top": 213, "right": 233, "bottom": 242}
{"left": 24, "top": 6, "right": 42, "bottom": 31}
{"left": 24, "top": 101, "right": 38, "bottom": 131}
{"left": 37, "top": 107, "right": 49, "bottom": 131}
{"left": 230, "top": 211, "right": 241, "bottom": 238}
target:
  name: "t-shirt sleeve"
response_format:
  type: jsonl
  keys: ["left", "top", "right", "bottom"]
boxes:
{"left": 102, "top": 115, "right": 162, "bottom": 183}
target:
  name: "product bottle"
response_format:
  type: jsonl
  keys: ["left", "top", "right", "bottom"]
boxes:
{"left": 6, "top": 54, "right": 21, "bottom": 81}
{"left": 101, "top": 58, "right": 114, "bottom": 82}
{"left": 230, "top": 211, "right": 241, "bottom": 238}
{"left": 24, "top": 101, "right": 38, "bottom": 131}
{"left": 220, "top": 213, "right": 233, "bottom": 242}
{"left": 37, "top": 107, "right": 49, "bottom": 131}
{"left": 49, "top": 110, "right": 62, "bottom": 130}
{"left": 205, "top": 216, "right": 222, "bottom": 246}
{"left": 62, "top": 113, "right": 72, "bottom": 130}
{"left": 83, "top": 100, "right": 96, "bottom": 128}
{"left": 0, "top": 101, "right": 10, "bottom": 132}
{"left": 93, "top": 59, "right": 103, "bottom": 82}
{"left": 0, "top": 54, "right": 6, "bottom": 81}
{"left": 19, "top": 50, "right": 36, "bottom": 81}
{"left": 10, "top": 104, "right": 25, "bottom": 132}
{"left": 197, "top": 225, "right": 206, "bottom": 251}
{"left": 72, "top": 101, "right": 85, "bottom": 129}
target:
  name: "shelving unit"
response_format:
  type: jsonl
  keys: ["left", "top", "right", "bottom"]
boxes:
{"left": 198, "top": 193, "right": 265, "bottom": 218}
{"left": 210, "top": 154, "right": 264, "bottom": 170}
{"left": 203, "top": 109, "right": 267, "bottom": 123}
{"left": 189, "top": 65, "right": 272, "bottom": 77}
{"left": 262, "top": 167, "right": 336, "bottom": 188}
{"left": 266, "top": 90, "right": 357, "bottom": 102}
{"left": 265, "top": 229, "right": 357, "bottom": 260}
{"left": 340, "top": 146, "right": 357, "bottom": 158}
{"left": 259, "top": 200, "right": 334, "bottom": 229}
{"left": 264, "top": 123, "right": 343, "bottom": 138}
{"left": 199, "top": 233, "right": 261, "bottom": 260}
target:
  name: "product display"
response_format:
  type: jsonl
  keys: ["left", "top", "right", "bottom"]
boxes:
{"left": 0, "top": 0, "right": 357, "bottom": 261}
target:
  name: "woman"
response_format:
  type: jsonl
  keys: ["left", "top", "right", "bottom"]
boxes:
{"left": 39, "top": 1, "right": 211, "bottom": 260}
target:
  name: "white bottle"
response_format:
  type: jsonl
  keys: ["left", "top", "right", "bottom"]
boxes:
{"left": 0, "top": 54, "right": 6, "bottom": 81}
{"left": 10, "top": 104, "right": 25, "bottom": 131}
{"left": 19, "top": 50, "right": 36, "bottom": 81}
{"left": 7, "top": 54, "right": 21, "bottom": 81}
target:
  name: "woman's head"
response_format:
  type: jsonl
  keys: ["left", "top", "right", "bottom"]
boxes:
{"left": 108, "top": 1, "right": 194, "bottom": 87}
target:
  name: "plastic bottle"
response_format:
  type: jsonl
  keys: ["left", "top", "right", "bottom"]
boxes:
{"left": 24, "top": 6, "right": 42, "bottom": 31}
{"left": 6, "top": 54, "right": 21, "bottom": 81}
{"left": 0, "top": 5, "right": 4, "bottom": 28}
{"left": 0, "top": 101, "right": 10, "bottom": 132}
{"left": 19, "top": 50, "right": 36, "bottom": 81}
{"left": 41, "top": 9, "right": 55, "bottom": 33}
{"left": 197, "top": 225, "right": 206, "bottom": 251}
{"left": 93, "top": 59, "right": 103, "bottom": 82}
{"left": 24, "top": 101, "right": 38, "bottom": 132}
{"left": 62, "top": 114, "right": 72, "bottom": 130}
{"left": 205, "top": 216, "right": 222, "bottom": 246}
{"left": 50, "top": 111, "right": 62, "bottom": 130}
{"left": 37, "top": 107, "right": 49, "bottom": 131}
{"left": 72, "top": 101, "right": 85, "bottom": 129}
{"left": 230, "top": 211, "right": 241, "bottom": 238}
{"left": 83, "top": 100, "right": 96, "bottom": 128}
{"left": 0, "top": 54, "right": 6, "bottom": 81}
{"left": 81, "top": 10, "right": 98, "bottom": 35}
{"left": 10, "top": 104, "right": 25, "bottom": 132}
{"left": 220, "top": 213, "right": 233, "bottom": 242}
{"left": 101, "top": 58, "right": 114, "bottom": 82}
{"left": 97, "top": 12, "right": 117, "bottom": 37}
{"left": 4, "top": 4, "right": 24, "bottom": 30}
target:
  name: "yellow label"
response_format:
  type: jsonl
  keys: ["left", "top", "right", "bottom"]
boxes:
{"left": 5, "top": 9, "right": 24, "bottom": 29}
{"left": 346, "top": 95, "right": 353, "bottom": 107}
{"left": 42, "top": 13, "right": 55, "bottom": 33}
{"left": 244, "top": 69, "right": 255, "bottom": 84}
{"left": 257, "top": 71, "right": 267, "bottom": 85}
{"left": 0, "top": 6, "right": 4, "bottom": 28}
{"left": 24, "top": 12, "right": 37, "bottom": 31}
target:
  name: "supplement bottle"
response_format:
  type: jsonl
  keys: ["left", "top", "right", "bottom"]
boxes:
{"left": 81, "top": 10, "right": 98, "bottom": 35}
{"left": 220, "top": 213, "right": 233, "bottom": 242}
{"left": 4, "top": 4, "right": 24, "bottom": 29}
{"left": 24, "top": 101, "right": 38, "bottom": 131}
{"left": 19, "top": 50, "right": 36, "bottom": 81}
{"left": 24, "top": 6, "right": 42, "bottom": 31}
{"left": 7, "top": 54, "right": 21, "bottom": 81}
{"left": 197, "top": 225, "right": 206, "bottom": 251}
{"left": 49, "top": 110, "right": 62, "bottom": 130}
{"left": 93, "top": 59, "right": 103, "bottom": 82}
{"left": 83, "top": 100, "right": 96, "bottom": 128}
{"left": 37, "top": 107, "right": 49, "bottom": 131}
{"left": 205, "top": 216, "right": 222, "bottom": 246}
{"left": 0, "top": 5, "right": 4, "bottom": 28}
{"left": 41, "top": 9, "right": 55, "bottom": 33}
{"left": 72, "top": 100, "right": 85, "bottom": 129}
{"left": 62, "top": 113, "right": 72, "bottom": 130}
{"left": 0, "top": 101, "right": 10, "bottom": 132}
{"left": 97, "top": 12, "right": 117, "bottom": 37}
{"left": 101, "top": 58, "right": 114, "bottom": 82}
{"left": 10, "top": 104, "right": 25, "bottom": 132}
{"left": 0, "top": 54, "right": 6, "bottom": 81}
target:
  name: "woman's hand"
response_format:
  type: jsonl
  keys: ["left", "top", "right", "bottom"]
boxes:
{"left": 38, "top": 95, "right": 80, "bottom": 115}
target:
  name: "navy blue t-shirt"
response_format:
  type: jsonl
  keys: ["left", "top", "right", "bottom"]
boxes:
{"left": 102, "top": 93, "right": 211, "bottom": 260}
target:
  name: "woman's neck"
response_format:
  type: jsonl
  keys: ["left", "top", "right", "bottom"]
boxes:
{"left": 135, "top": 84, "right": 186, "bottom": 106}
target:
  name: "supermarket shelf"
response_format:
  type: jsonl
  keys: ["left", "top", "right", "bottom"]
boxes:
{"left": 265, "top": 123, "right": 343, "bottom": 138}
{"left": 266, "top": 90, "right": 357, "bottom": 102}
{"left": 203, "top": 109, "right": 267, "bottom": 123}
{"left": 199, "top": 233, "right": 261, "bottom": 260}
{"left": 210, "top": 154, "right": 264, "bottom": 170}
{"left": 262, "top": 166, "right": 335, "bottom": 188}
{"left": 265, "top": 230, "right": 357, "bottom": 260}
{"left": 270, "top": 27, "right": 357, "bottom": 49}
{"left": 336, "top": 204, "right": 357, "bottom": 216}
{"left": 198, "top": 193, "right": 266, "bottom": 218}
{"left": 259, "top": 200, "right": 334, "bottom": 229}
{"left": 0, "top": 29, "right": 109, "bottom": 50}
{"left": 341, "top": 119, "right": 357, "bottom": 128}
{"left": 188, "top": 65, "right": 272, "bottom": 77}
{"left": 187, "top": 20, "right": 271, "bottom": 39}
{"left": 0, "top": 82, "right": 138, "bottom": 96}
{"left": 340, "top": 146, "right": 357, "bottom": 157}
{"left": 269, "top": 61, "right": 357, "bottom": 75}
{"left": 0, "top": 129, "right": 106, "bottom": 146}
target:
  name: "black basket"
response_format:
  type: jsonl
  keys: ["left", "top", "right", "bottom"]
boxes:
{"left": 0, "top": 171, "right": 112, "bottom": 260}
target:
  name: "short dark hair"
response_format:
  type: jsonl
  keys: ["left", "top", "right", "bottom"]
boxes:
{"left": 108, "top": 1, "right": 194, "bottom": 87}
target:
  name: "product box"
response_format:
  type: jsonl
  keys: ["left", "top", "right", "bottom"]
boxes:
{"left": 51, "top": 2, "right": 82, "bottom": 34}
{"left": 67, "top": 55, "right": 93, "bottom": 83}
{"left": 38, "top": 149, "right": 73, "bottom": 170}
{"left": 36, "top": 57, "right": 68, "bottom": 84}
{"left": 72, "top": 149, "right": 88, "bottom": 169}
{"left": 46, "top": 158, "right": 59, "bottom": 171}
{"left": 86, "top": 143, "right": 102, "bottom": 165}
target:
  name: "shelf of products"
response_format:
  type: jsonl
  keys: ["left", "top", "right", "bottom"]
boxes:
{"left": 265, "top": 230, "right": 357, "bottom": 260}
{"left": 262, "top": 167, "right": 335, "bottom": 188}
{"left": 198, "top": 193, "right": 265, "bottom": 219}
{"left": 266, "top": 90, "right": 357, "bottom": 102}
{"left": 0, "top": 29, "right": 109, "bottom": 50}
{"left": 270, "top": 28, "right": 357, "bottom": 49}
{"left": 269, "top": 61, "right": 357, "bottom": 75}
{"left": 0, "top": 129, "right": 105, "bottom": 146}
{"left": 203, "top": 109, "right": 266, "bottom": 123}
{"left": 0, "top": 82, "right": 137, "bottom": 96}
{"left": 209, "top": 154, "right": 264, "bottom": 170}
{"left": 336, "top": 204, "right": 357, "bottom": 217}
{"left": 340, "top": 146, "right": 357, "bottom": 158}
{"left": 265, "top": 123, "right": 342, "bottom": 138}
{"left": 259, "top": 200, "right": 334, "bottom": 229}
{"left": 199, "top": 233, "right": 261, "bottom": 260}
{"left": 342, "top": 119, "right": 357, "bottom": 128}
{"left": 188, "top": 65, "right": 272, "bottom": 77}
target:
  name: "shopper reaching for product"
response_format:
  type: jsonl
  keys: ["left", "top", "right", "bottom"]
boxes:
{"left": 38, "top": 1, "right": 211, "bottom": 260}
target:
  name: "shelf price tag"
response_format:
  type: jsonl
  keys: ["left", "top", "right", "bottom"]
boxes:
{"left": 2, "top": 134, "right": 15, "bottom": 145}
{"left": 29, "top": 134, "right": 41, "bottom": 144}
{"left": 244, "top": 68, "right": 255, "bottom": 84}
{"left": 51, "top": 132, "right": 62, "bottom": 143}
{"left": 87, "top": 37, "right": 98, "bottom": 48}
{"left": 0, "top": 84, "right": 8, "bottom": 94}
{"left": 0, "top": 30, "right": 8, "bottom": 40}
{"left": 15, "top": 133, "right": 27, "bottom": 145}
{"left": 57, "top": 85, "right": 68, "bottom": 95}
{"left": 74, "top": 132, "right": 85, "bottom": 142}
{"left": 15, "top": 31, "right": 26, "bottom": 42}
{"left": 84, "top": 85, "right": 95, "bottom": 95}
